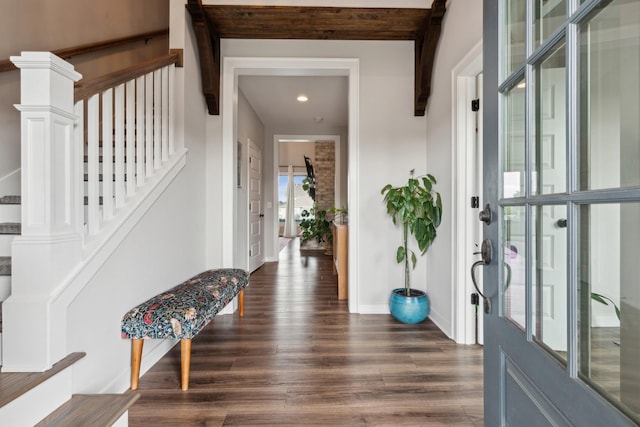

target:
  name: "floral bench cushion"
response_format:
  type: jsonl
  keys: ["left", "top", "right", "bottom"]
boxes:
{"left": 121, "top": 268, "right": 249, "bottom": 340}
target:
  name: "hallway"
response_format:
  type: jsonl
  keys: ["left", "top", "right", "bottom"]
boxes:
{"left": 128, "top": 238, "right": 483, "bottom": 426}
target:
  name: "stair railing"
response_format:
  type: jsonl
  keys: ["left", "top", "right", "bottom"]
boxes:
{"left": 74, "top": 52, "right": 181, "bottom": 244}
{"left": 3, "top": 51, "right": 185, "bottom": 372}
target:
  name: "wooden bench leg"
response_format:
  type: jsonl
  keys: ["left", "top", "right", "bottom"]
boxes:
{"left": 181, "top": 339, "right": 192, "bottom": 391}
{"left": 239, "top": 289, "right": 245, "bottom": 317}
{"left": 131, "top": 339, "right": 144, "bottom": 390}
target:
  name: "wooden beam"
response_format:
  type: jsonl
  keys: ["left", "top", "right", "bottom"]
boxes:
{"left": 186, "top": 0, "right": 220, "bottom": 115}
{"left": 203, "top": 6, "right": 428, "bottom": 40}
{"left": 414, "top": 0, "right": 446, "bottom": 116}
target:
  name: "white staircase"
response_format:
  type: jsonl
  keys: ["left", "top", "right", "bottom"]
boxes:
{"left": 0, "top": 50, "right": 185, "bottom": 425}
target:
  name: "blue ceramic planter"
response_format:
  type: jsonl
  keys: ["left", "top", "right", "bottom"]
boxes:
{"left": 389, "top": 288, "right": 430, "bottom": 324}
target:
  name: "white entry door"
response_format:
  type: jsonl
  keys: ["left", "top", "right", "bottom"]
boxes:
{"left": 248, "top": 140, "right": 264, "bottom": 272}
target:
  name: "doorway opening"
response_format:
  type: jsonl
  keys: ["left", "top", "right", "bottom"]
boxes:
{"left": 221, "top": 57, "right": 360, "bottom": 313}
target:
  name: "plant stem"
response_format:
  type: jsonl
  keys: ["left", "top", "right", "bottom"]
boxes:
{"left": 404, "top": 221, "right": 410, "bottom": 296}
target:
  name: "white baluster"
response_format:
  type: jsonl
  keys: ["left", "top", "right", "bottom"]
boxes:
{"left": 169, "top": 64, "right": 175, "bottom": 155}
{"left": 161, "top": 66, "right": 169, "bottom": 162}
{"left": 74, "top": 100, "right": 85, "bottom": 239}
{"left": 153, "top": 69, "right": 162, "bottom": 170}
{"left": 136, "top": 75, "right": 146, "bottom": 187}
{"left": 126, "top": 79, "right": 136, "bottom": 197}
{"left": 87, "top": 93, "right": 101, "bottom": 235}
{"left": 114, "top": 83, "right": 125, "bottom": 208}
{"left": 101, "top": 89, "right": 114, "bottom": 221}
{"left": 145, "top": 72, "right": 153, "bottom": 177}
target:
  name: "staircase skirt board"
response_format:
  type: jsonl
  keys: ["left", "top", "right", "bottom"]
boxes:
{"left": 35, "top": 393, "right": 140, "bottom": 427}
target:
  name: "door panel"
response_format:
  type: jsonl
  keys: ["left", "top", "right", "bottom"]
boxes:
{"left": 248, "top": 140, "right": 264, "bottom": 272}
{"left": 484, "top": 0, "right": 640, "bottom": 425}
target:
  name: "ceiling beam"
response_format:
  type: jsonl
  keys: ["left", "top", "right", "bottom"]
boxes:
{"left": 186, "top": 2, "right": 447, "bottom": 116}
{"left": 414, "top": 0, "right": 446, "bottom": 116}
{"left": 186, "top": 0, "right": 220, "bottom": 115}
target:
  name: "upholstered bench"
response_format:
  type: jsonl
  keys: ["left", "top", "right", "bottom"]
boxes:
{"left": 121, "top": 268, "right": 249, "bottom": 391}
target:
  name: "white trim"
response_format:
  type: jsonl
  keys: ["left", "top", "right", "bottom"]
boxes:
{"left": 451, "top": 41, "right": 483, "bottom": 344}
{"left": 221, "top": 57, "right": 360, "bottom": 312}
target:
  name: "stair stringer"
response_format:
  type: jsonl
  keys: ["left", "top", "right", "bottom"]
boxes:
{"left": 1, "top": 149, "right": 187, "bottom": 373}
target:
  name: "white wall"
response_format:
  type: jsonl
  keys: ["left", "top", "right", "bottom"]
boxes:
{"left": 425, "top": 0, "right": 483, "bottom": 335}
{"left": 65, "top": 4, "right": 208, "bottom": 393}
{"left": 279, "top": 141, "right": 316, "bottom": 168}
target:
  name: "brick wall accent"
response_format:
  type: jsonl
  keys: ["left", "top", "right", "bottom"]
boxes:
{"left": 314, "top": 141, "right": 335, "bottom": 216}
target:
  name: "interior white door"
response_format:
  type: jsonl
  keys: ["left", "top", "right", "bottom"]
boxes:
{"left": 534, "top": 68, "right": 567, "bottom": 352}
{"left": 248, "top": 140, "right": 264, "bottom": 272}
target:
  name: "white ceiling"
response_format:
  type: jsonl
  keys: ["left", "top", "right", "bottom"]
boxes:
{"left": 239, "top": 75, "right": 349, "bottom": 134}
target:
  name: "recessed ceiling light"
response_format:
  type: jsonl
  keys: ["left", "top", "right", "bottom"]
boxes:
{"left": 297, "top": 95, "right": 308, "bottom": 102}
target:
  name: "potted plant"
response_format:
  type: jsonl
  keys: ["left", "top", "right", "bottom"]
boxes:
{"left": 381, "top": 169, "right": 442, "bottom": 324}
{"left": 300, "top": 205, "right": 333, "bottom": 254}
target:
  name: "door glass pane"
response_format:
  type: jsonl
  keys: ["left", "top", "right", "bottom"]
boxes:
{"left": 504, "top": 80, "right": 526, "bottom": 198}
{"left": 534, "top": 0, "right": 566, "bottom": 48}
{"left": 534, "top": 41, "right": 567, "bottom": 195}
{"left": 579, "top": 1, "right": 640, "bottom": 191}
{"left": 579, "top": 203, "right": 640, "bottom": 419}
{"left": 503, "top": 0, "right": 526, "bottom": 78}
{"left": 503, "top": 205, "right": 526, "bottom": 330}
{"left": 533, "top": 205, "right": 567, "bottom": 361}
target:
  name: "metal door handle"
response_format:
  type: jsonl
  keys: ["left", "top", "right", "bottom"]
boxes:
{"left": 479, "top": 204, "right": 492, "bottom": 225}
{"left": 471, "top": 238, "right": 493, "bottom": 314}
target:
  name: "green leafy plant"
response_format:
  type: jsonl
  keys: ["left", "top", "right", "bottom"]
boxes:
{"left": 300, "top": 205, "right": 333, "bottom": 246}
{"left": 591, "top": 292, "right": 621, "bottom": 321}
{"left": 302, "top": 176, "right": 316, "bottom": 200}
{"left": 381, "top": 170, "right": 442, "bottom": 296}
{"left": 329, "top": 205, "right": 348, "bottom": 224}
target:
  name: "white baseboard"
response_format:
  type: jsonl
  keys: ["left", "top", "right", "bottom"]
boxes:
{"left": 358, "top": 304, "right": 389, "bottom": 314}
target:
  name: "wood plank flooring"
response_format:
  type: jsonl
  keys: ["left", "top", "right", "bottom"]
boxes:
{"left": 127, "top": 238, "right": 484, "bottom": 426}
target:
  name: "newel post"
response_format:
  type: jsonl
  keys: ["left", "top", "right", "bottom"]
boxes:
{"left": 2, "top": 52, "right": 83, "bottom": 372}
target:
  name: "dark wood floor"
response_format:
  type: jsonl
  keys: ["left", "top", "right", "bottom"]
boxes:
{"left": 128, "top": 239, "right": 484, "bottom": 426}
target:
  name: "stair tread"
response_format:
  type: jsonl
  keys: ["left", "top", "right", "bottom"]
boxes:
{"left": 0, "top": 223, "right": 21, "bottom": 235}
{"left": 0, "top": 352, "right": 86, "bottom": 408}
{"left": 0, "top": 256, "right": 10, "bottom": 276}
{"left": 35, "top": 393, "right": 140, "bottom": 427}
{"left": 0, "top": 195, "right": 20, "bottom": 205}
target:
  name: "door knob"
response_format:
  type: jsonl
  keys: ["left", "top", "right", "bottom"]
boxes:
{"left": 479, "top": 204, "right": 492, "bottom": 225}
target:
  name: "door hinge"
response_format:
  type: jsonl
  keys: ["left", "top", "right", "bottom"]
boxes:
{"left": 471, "top": 99, "right": 480, "bottom": 112}
{"left": 471, "top": 196, "right": 479, "bottom": 208}
{"left": 471, "top": 293, "right": 480, "bottom": 306}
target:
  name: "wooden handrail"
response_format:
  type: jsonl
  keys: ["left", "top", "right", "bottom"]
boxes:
{"left": 0, "top": 28, "right": 169, "bottom": 73}
{"left": 74, "top": 50, "right": 182, "bottom": 102}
